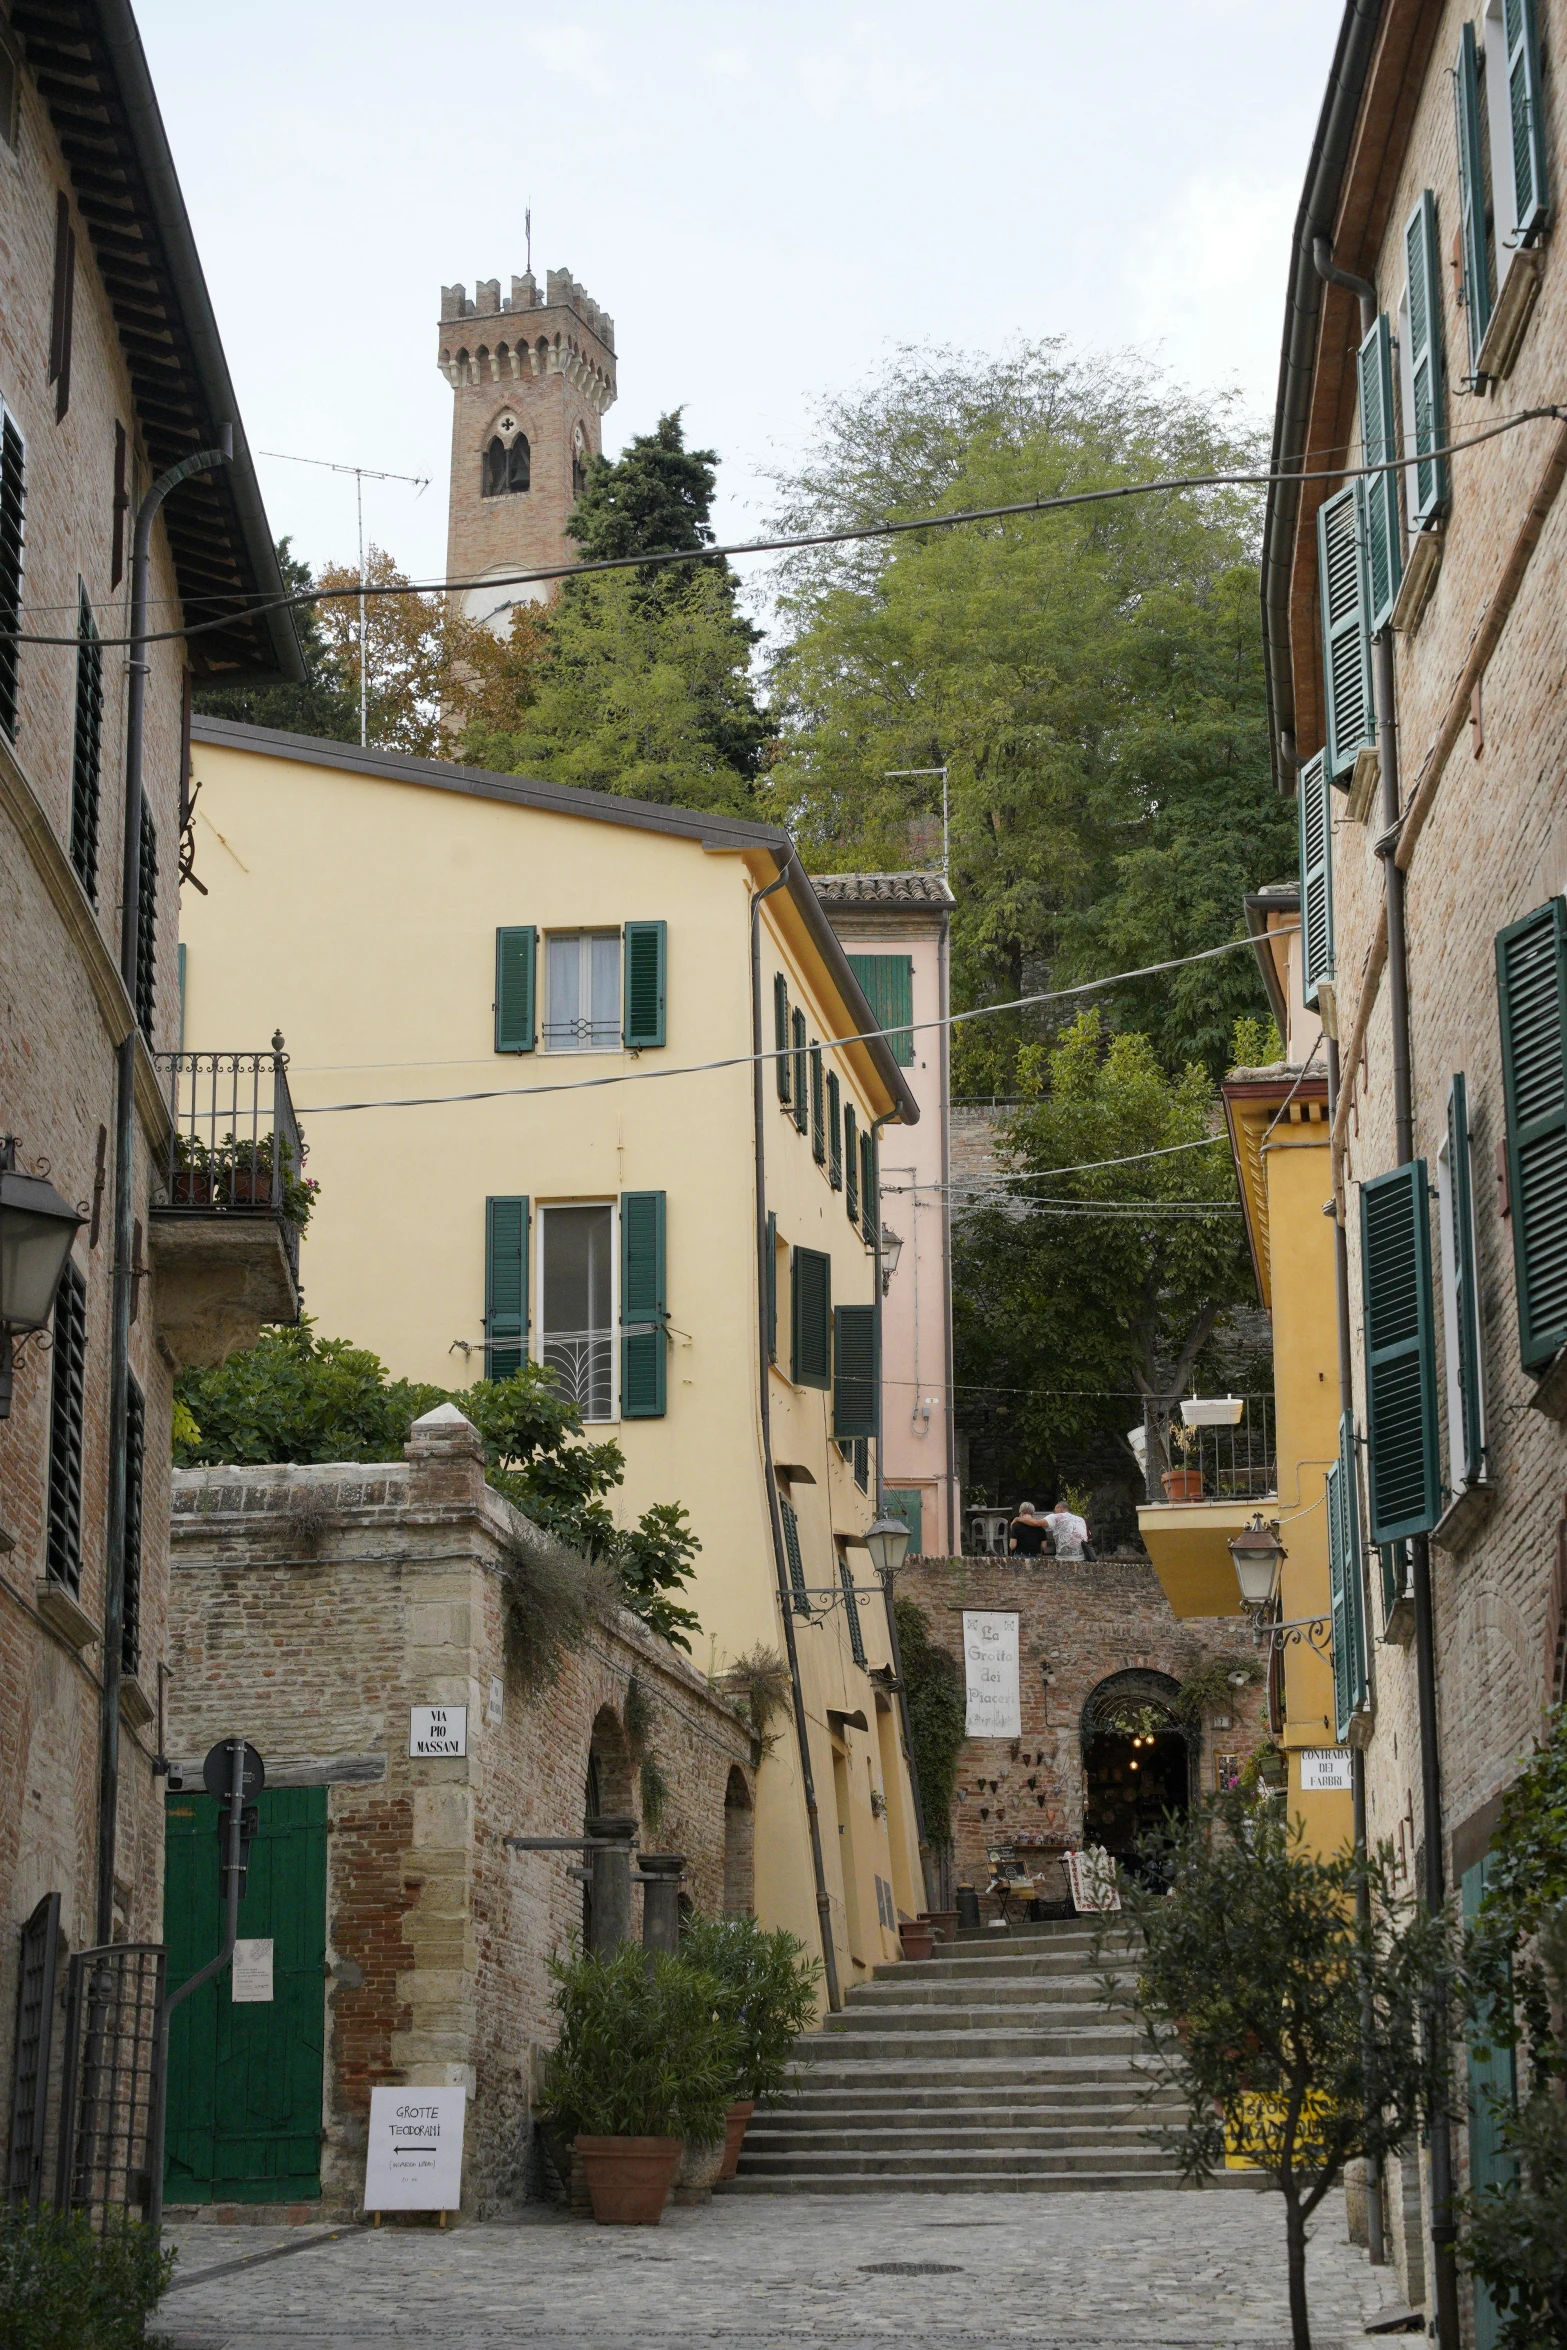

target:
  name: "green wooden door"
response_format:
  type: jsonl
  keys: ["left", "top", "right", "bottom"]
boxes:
{"left": 1462, "top": 1853, "right": 1517, "bottom": 2350}
{"left": 885, "top": 1488, "right": 924, "bottom": 1557}
{"left": 163, "top": 1786, "right": 327, "bottom": 2203}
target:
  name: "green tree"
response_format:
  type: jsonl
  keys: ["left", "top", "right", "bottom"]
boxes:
{"left": 567, "top": 408, "right": 720, "bottom": 570}
{"left": 953, "top": 1009, "right": 1257, "bottom": 1502}
{"left": 893, "top": 1598, "right": 966, "bottom": 1851}
{"left": 174, "top": 1325, "right": 701, "bottom": 1648}
{"left": 1113, "top": 1794, "right": 1452, "bottom": 2350}
{"left": 192, "top": 536, "right": 358, "bottom": 742}
{"left": 766, "top": 346, "right": 1295, "bottom": 1084}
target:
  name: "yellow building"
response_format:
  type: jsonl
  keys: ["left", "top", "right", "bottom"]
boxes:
{"left": 1138, "top": 885, "right": 1355, "bottom": 1855}
{"left": 177, "top": 717, "right": 927, "bottom": 2003}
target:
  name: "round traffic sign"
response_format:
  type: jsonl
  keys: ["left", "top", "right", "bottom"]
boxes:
{"left": 202, "top": 1738, "right": 266, "bottom": 1802}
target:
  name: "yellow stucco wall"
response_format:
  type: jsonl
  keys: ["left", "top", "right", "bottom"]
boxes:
{"left": 178, "top": 735, "right": 924, "bottom": 1994}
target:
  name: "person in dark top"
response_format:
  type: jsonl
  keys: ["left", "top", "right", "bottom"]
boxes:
{"left": 1010, "top": 1503, "right": 1050, "bottom": 1557}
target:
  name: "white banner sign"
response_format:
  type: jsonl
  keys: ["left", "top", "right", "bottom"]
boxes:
{"left": 365, "top": 2086, "right": 467, "bottom": 2212}
{"left": 1299, "top": 1748, "right": 1353, "bottom": 1792}
{"left": 410, "top": 1705, "right": 467, "bottom": 1759}
{"left": 963, "top": 1611, "right": 1020, "bottom": 1739}
{"left": 231, "top": 1938, "right": 274, "bottom": 2003}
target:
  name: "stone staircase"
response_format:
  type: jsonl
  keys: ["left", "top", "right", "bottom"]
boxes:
{"left": 728, "top": 1917, "right": 1250, "bottom": 2195}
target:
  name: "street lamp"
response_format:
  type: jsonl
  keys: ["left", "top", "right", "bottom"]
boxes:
{"left": 862, "top": 1514, "right": 912, "bottom": 1578}
{"left": 1228, "top": 1512, "right": 1285, "bottom": 1614}
{"left": 878, "top": 1223, "right": 903, "bottom": 1295}
{"left": 0, "top": 1140, "right": 86, "bottom": 1419}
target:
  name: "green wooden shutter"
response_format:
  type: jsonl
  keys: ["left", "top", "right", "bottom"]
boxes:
{"left": 780, "top": 1496, "right": 809, "bottom": 1614}
{"left": 494, "top": 926, "right": 536, "bottom": 1053}
{"left": 810, "top": 1044, "right": 826, "bottom": 1164}
{"left": 1318, "top": 483, "right": 1374, "bottom": 781}
{"left": 1357, "top": 316, "right": 1403, "bottom": 628}
{"left": 1298, "top": 751, "right": 1334, "bottom": 1010}
{"left": 1496, "top": 898, "right": 1567, "bottom": 1370}
{"left": 839, "top": 1556, "right": 868, "bottom": 1667}
{"left": 485, "top": 1196, "right": 528, "bottom": 1377}
{"left": 833, "top": 1304, "right": 877, "bottom": 1439}
{"left": 622, "top": 921, "right": 666, "bottom": 1049}
{"left": 827, "top": 1072, "right": 843, "bottom": 1189}
{"left": 790, "top": 1246, "right": 832, "bottom": 1389}
{"left": 1326, "top": 1457, "right": 1351, "bottom": 1739}
{"left": 1331, "top": 1410, "right": 1367, "bottom": 1737}
{"left": 1405, "top": 191, "right": 1449, "bottom": 526}
{"left": 1456, "top": 23, "right": 1494, "bottom": 373}
{"left": 766, "top": 1210, "right": 778, "bottom": 1364}
{"left": 884, "top": 1488, "right": 923, "bottom": 1556}
{"left": 844, "top": 1104, "right": 859, "bottom": 1226}
{"left": 1379, "top": 1538, "right": 1408, "bottom": 1624}
{"left": 1446, "top": 1073, "right": 1485, "bottom": 1483}
{"left": 1462, "top": 1850, "right": 1518, "bottom": 2350}
{"left": 620, "top": 1190, "right": 667, "bottom": 1417}
{"left": 1505, "top": 0, "right": 1549, "bottom": 245}
{"left": 1361, "top": 1161, "right": 1442, "bottom": 1541}
{"left": 774, "top": 974, "right": 791, "bottom": 1105}
{"left": 791, "top": 1009, "right": 808, "bottom": 1134}
{"left": 848, "top": 953, "right": 915, "bottom": 1067}
{"left": 861, "top": 1132, "right": 876, "bottom": 1243}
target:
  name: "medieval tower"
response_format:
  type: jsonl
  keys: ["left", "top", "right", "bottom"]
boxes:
{"left": 437, "top": 267, "right": 617, "bottom": 632}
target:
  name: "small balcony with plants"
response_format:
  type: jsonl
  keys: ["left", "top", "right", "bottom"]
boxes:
{"left": 1135, "top": 1394, "right": 1278, "bottom": 1620}
{"left": 148, "top": 1036, "right": 311, "bottom": 1365}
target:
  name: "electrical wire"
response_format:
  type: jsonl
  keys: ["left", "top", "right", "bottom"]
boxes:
{"left": 294, "top": 927, "right": 1296, "bottom": 1115}
{"left": 6, "top": 408, "right": 1563, "bottom": 650}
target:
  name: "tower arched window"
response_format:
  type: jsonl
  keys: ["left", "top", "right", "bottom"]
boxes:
{"left": 483, "top": 433, "right": 530, "bottom": 497}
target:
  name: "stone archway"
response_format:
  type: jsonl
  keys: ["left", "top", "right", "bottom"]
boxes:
{"left": 723, "top": 1766, "right": 755, "bottom": 1916}
{"left": 1079, "top": 1669, "right": 1192, "bottom": 1878}
{"left": 582, "top": 1705, "right": 634, "bottom": 1943}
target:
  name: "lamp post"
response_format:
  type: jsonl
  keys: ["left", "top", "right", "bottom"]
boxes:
{"left": 863, "top": 1513, "right": 912, "bottom": 1579}
{"left": 877, "top": 1222, "right": 904, "bottom": 1297}
{"left": 1228, "top": 1512, "right": 1285, "bottom": 1615}
{"left": 0, "top": 1139, "right": 86, "bottom": 1419}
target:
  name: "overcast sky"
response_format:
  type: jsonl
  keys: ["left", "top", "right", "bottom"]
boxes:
{"left": 136, "top": 0, "right": 1341, "bottom": 599}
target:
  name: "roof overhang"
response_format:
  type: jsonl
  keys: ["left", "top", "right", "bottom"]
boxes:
{"left": 11, "top": 0, "right": 300, "bottom": 681}
{"left": 1243, "top": 890, "right": 1299, "bottom": 1035}
{"left": 1223, "top": 1069, "right": 1331, "bottom": 1308}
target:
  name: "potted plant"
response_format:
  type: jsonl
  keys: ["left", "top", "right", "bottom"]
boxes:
{"left": 538, "top": 1944, "right": 736, "bottom": 2224}
{"left": 1161, "top": 1422, "right": 1204, "bottom": 1502}
{"left": 898, "top": 1915, "right": 935, "bottom": 1960}
{"left": 168, "top": 1131, "right": 214, "bottom": 1206}
{"left": 678, "top": 1914, "right": 820, "bottom": 2181}
{"left": 214, "top": 1131, "right": 318, "bottom": 1226}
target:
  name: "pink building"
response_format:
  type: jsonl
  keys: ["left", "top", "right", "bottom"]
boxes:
{"left": 814, "top": 874, "right": 958, "bottom": 1556}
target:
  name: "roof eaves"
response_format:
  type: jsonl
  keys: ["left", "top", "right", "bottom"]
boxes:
{"left": 1243, "top": 889, "right": 1299, "bottom": 1036}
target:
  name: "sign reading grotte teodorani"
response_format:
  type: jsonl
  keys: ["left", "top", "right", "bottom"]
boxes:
{"left": 409, "top": 1705, "right": 467, "bottom": 1759}
{"left": 963, "top": 1611, "right": 1021, "bottom": 1739}
{"left": 364, "top": 2084, "right": 467, "bottom": 2212}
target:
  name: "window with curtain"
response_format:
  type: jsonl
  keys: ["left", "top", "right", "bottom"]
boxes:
{"left": 545, "top": 931, "right": 621, "bottom": 1052}
{"left": 540, "top": 1203, "right": 615, "bottom": 1419}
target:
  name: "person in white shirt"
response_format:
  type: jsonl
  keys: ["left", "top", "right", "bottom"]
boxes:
{"left": 1047, "top": 1499, "right": 1090, "bottom": 1560}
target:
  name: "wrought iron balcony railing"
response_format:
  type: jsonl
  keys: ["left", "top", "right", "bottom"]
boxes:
{"left": 1141, "top": 1395, "right": 1276, "bottom": 1506}
{"left": 150, "top": 1038, "right": 307, "bottom": 1289}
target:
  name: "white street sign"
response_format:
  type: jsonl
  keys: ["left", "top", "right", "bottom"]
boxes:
{"left": 410, "top": 1705, "right": 467, "bottom": 1758}
{"left": 963, "top": 1611, "right": 1020, "bottom": 1739}
{"left": 365, "top": 2085, "right": 467, "bottom": 2212}
{"left": 231, "top": 1939, "right": 273, "bottom": 2003}
{"left": 1299, "top": 1748, "right": 1353, "bottom": 1792}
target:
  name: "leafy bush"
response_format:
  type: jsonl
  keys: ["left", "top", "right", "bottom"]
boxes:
{"left": 0, "top": 2209, "right": 173, "bottom": 2350}
{"left": 679, "top": 1913, "right": 821, "bottom": 2103}
{"left": 539, "top": 1944, "right": 738, "bottom": 2145}
{"left": 893, "top": 1599, "right": 966, "bottom": 1850}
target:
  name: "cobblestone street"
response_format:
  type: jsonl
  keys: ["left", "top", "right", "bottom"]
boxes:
{"left": 159, "top": 2187, "right": 1408, "bottom": 2350}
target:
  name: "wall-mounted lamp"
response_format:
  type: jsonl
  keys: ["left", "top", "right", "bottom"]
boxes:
{"left": 879, "top": 1223, "right": 903, "bottom": 1295}
{"left": 0, "top": 1139, "right": 86, "bottom": 1420}
{"left": 1228, "top": 1512, "right": 1285, "bottom": 1615}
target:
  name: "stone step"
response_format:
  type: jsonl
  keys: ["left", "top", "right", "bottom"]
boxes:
{"left": 822, "top": 1998, "right": 1133, "bottom": 2029}
{"left": 718, "top": 2169, "right": 1256, "bottom": 2197}
{"left": 852, "top": 1971, "right": 1134, "bottom": 2003}
{"left": 775, "top": 2082, "right": 1175, "bottom": 2112}
{"left": 745, "top": 2123, "right": 1174, "bottom": 2155}
{"left": 806, "top": 2031, "right": 1145, "bottom": 2064}
{"left": 737, "top": 2143, "right": 1181, "bottom": 2179}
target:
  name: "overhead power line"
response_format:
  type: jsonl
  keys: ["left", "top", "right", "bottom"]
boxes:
{"left": 5, "top": 408, "right": 1562, "bottom": 650}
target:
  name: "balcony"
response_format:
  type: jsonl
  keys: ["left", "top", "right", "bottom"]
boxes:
{"left": 1136, "top": 1396, "right": 1276, "bottom": 1620}
{"left": 147, "top": 1041, "right": 306, "bottom": 1366}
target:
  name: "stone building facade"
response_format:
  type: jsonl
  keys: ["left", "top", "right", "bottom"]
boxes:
{"left": 0, "top": 0, "right": 293, "bottom": 2177}
{"left": 899, "top": 1553, "right": 1270, "bottom": 1902}
{"left": 165, "top": 1407, "right": 753, "bottom": 2220}
{"left": 437, "top": 267, "right": 617, "bottom": 629}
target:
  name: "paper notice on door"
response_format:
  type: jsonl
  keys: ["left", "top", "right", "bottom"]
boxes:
{"left": 963, "top": 1611, "right": 1021, "bottom": 1738}
{"left": 365, "top": 2084, "right": 467, "bottom": 2212}
{"left": 231, "top": 1938, "right": 274, "bottom": 2003}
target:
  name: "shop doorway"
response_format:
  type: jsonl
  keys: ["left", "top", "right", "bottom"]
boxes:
{"left": 1080, "top": 1670, "right": 1191, "bottom": 1882}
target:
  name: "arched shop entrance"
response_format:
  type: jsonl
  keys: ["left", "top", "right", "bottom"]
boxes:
{"left": 1080, "top": 1669, "right": 1193, "bottom": 1881}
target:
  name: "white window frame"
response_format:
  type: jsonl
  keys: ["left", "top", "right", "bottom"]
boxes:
{"left": 1436, "top": 1117, "right": 1487, "bottom": 1497}
{"left": 1482, "top": 0, "right": 1524, "bottom": 289}
{"left": 543, "top": 928, "right": 621, "bottom": 1055}
{"left": 1395, "top": 287, "right": 1417, "bottom": 555}
{"left": 534, "top": 1197, "right": 619, "bottom": 1422}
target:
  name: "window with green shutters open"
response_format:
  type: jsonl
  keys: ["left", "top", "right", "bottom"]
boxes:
{"left": 622, "top": 921, "right": 666, "bottom": 1049}
{"left": 1496, "top": 0, "right": 1549, "bottom": 247}
{"left": 620, "top": 1190, "right": 667, "bottom": 1418}
{"left": 774, "top": 974, "right": 791, "bottom": 1106}
{"left": 46, "top": 1258, "right": 87, "bottom": 1595}
{"left": 1457, "top": 0, "right": 1549, "bottom": 359}
{"left": 1496, "top": 897, "right": 1567, "bottom": 1373}
{"left": 833, "top": 1304, "right": 876, "bottom": 1440}
{"left": 860, "top": 1131, "right": 876, "bottom": 1248}
{"left": 0, "top": 402, "right": 24, "bottom": 742}
{"left": 848, "top": 953, "right": 915, "bottom": 1067}
{"left": 844, "top": 1103, "right": 859, "bottom": 1226}
{"left": 810, "top": 1045, "right": 825, "bottom": 1165}
{"left": 791, "top": 1246, "right": 831, "bottom": 1389}
{"left": 1326, "top": 1412, "right": 1367, "bottom": 1741}
{"left": 1361, "top": 1160, "right": 1443, "bottom": 1542}
{"left": 791, "top": 1010, "right": 808, "bottom": 1135}
{"left": 484, "top": 1195, "right": 529, "bottom": 1377}
{"left": 839, "top": 1554, "right": 868, "bottom": 1667}
{"left": 826, "top": 1072, "right": 842, "bottom": 1189}
{"left": 1400, "top": 191, "right": 1449, "bottom": 529}
{"left": 1317, "top": 485, "right": 1374, "bottom": 786}
{"left": 494, "top": 927, "right": 536, "bottom": 1053}
{"left": 766, "top": 1211, "right": 778, "bottom": 1364}
{"left": 71, "top": 584, "right": 102, "bottom": 900}
{"left": 1297, "top": 752, "right": 1334, "bottom": 1015}
{"left": 1357, "top": 316, "right": 1402, "bottom": 629}
{"left": 1438, "top": 1073, "right": 1487, "bottom": 1489}
{"left": 779, "top": 1495, "right": 810, "bottom": 1615}
{"left": 1455, "top": 21, "right": 1495, "bottom": 377}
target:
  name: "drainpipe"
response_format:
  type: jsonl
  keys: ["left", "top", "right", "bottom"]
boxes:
{"left": 97, "top": 429, "right": 232, "bottom": 1947}
{"left": 938, "top": 905, "right": 957, "bottom": 1559}
{"left": 1314, "top": 239, "right": 1455, "bottom": 2337}
{"left": 870, "top": 1112, "right": 933, "bottom": 1908}
{"left": 751, "top": 854, "right": 841, "bottom": 2012}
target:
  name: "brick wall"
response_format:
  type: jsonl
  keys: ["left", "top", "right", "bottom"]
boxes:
{"left": 167, "top": 1410, "right": 753, "bottom": 2217}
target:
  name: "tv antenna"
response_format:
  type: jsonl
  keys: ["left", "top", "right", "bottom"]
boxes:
{"left": 259, "top": 451, "right": 430, "bottom": 746}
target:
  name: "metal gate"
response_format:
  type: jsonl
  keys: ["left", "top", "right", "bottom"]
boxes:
{"left": 5, "top": 1893, "right": 62, "bottom": 2214}
{"left": 53, "top": 1943, "right": 165, "bottom": 2221}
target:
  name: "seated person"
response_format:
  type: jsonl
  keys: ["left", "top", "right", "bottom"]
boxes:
{"left": 1009, "top": 1503, "right": 1050, "bottom": 1556}
{"left": 1046, "top": 1498, "right": 1090, "bottom": 1560}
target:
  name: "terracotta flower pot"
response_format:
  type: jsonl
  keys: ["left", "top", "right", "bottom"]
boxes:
{"left": 1161, "top": 1468, "right": 1204, "bottom": 1501}
{"left": 574, "top": 2135, "right": 681, "bottom": 2225}
{"left": 920, "top": 1909, "right": 959, "bottom": 1944}
{"left": 717, "top": 2098, "right": 754, "bottom": 2182}
{"left": 899, "top": 1918, "right": 935, "bottom": 1961}
{"left": 170, "top": 1170, "right": 213, "bottom": 1206}
{"left": 671, "top": 2135, "right": 727, "bottom": 2205}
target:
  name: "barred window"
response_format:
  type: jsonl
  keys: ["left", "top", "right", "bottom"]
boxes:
{"left": 46, "top": 1259, "right": 87, "bottom": 1594}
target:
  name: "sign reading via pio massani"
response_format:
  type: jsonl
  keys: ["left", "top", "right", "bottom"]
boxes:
{"left": 963, "top": 1611, "right": 1021, "bottom": 1739}
{"left": 409, "top": 1705, "right": 467, "bottom": 1759}
{"left": 364, "top": 2085, "right": 467, "bottom": 2212}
